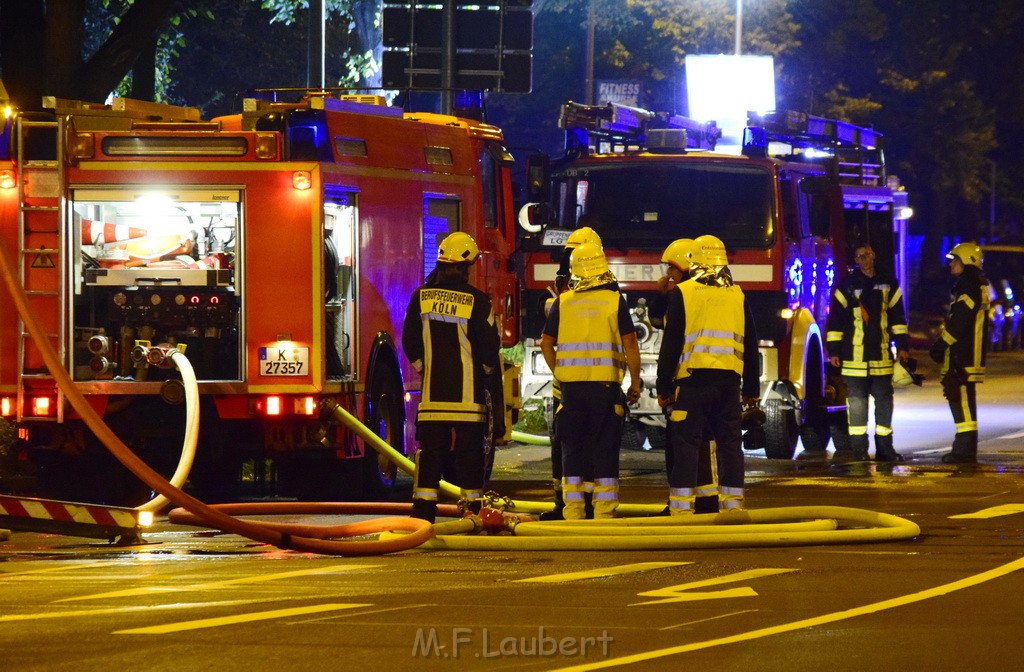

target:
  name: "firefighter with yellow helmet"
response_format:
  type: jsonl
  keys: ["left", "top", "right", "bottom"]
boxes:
{"left": 540, "top": 225, "right": 604, "bottom": 520}
{"left": 401, "top": 232, "right": 501, "bottom": 522}
{"left": 651, "top": 238, "right": 720, "bottom": 513}
{"left": 930, "top": 241, "right": 990, "bottom": 464}
{"left": 540, "top": 242, "right": 641, "bottom": 519}
{"left": 655, "top": 235, "right": 759, "bottom": 514}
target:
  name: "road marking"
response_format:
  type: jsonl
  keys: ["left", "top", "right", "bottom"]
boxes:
{"left": 950, "top": 504, "right": 1024, "bottom": 519}
{"left": 660, "top": 609, "right": 757, "bottom": 631}
{"left": 630, "top": 569, "right": 798, "bottom": 606}
{"left": 514, "top": 562, "right": 690, "bottom": 584}
{"left": 0, "top": 560, "right": 127, "bottom": 578}
{"left": 0, "top": 598, "right": 298, "bottom": 622}
{"left": 114, "top": 603, "right": 371, "bottom": 634}
{"left": 552, "top": 556, "right": 1024, "bottom": 671}
{"left": 915, "top": 447, "right": 953, "bottom": 455}
{"left": 998, "top": 431, "right": 1024, "bottom": 440}
{"left": 56, "top": 563, "right": 381, "bottom": 602}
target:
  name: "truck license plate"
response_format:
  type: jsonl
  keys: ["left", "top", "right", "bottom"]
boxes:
{"left": 259, "top": 346, "right": 309, "bottom": 376}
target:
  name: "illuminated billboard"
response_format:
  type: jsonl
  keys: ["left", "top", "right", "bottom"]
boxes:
{"left": 685, "top": 55, "right": 776, "bottom": 152}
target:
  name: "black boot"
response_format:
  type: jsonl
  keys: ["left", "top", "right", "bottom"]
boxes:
{"left": 942, "top": 432, "right": 977, "bottom": 464}
{"left": 873, "top": 435, "right": 904, "bottom": 462}
{"left": 539, "top": 488, "right": 565, "bottom": 521}
{"left": 411, "top": 499, "right": 437, "bottom": 523}
{"left": 584, "top": 491, "right": 594, "bottom": 520}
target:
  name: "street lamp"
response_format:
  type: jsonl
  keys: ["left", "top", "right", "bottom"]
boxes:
{"left": 735, "top": 0, "right": 743, "bottom": 55}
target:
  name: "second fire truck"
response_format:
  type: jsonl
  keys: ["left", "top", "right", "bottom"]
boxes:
{"left": 519, "top": 102, "right": 911, "bottom": 459}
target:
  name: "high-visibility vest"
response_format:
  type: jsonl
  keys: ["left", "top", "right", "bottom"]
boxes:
{"left": 413, "top": 285, "right": 488, "bottom": 422}
{"left": 675, "top": 281, "right": 745, "bottom": 378}
{"left": 555, "top": 288, "right": 626, "bottom": 383}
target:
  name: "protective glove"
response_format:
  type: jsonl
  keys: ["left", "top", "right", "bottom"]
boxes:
{"left": 929, "top": 339, "right": 947, "bottom": 364}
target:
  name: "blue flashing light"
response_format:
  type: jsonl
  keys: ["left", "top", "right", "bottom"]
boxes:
{"left": 0, "top": 117, "right": 11, "bottom": 161}
{"left": 742, "top": 126, "right": 768, "bottom": 158}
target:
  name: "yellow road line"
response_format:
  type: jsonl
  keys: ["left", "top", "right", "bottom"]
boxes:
{"left": 0, "top": 598, "right": 298, "bottom": 622}
{"left": 114, "top": 603, "right": 371, "bottom": 635}
{"left": 514, "top": 562, "right": 690, "bottom": 584}
{"left": 553, "top": 556, "right": 1024, "bottom": 671}
{"left": 0, "top": 561, "right": 126, "bottom": 578}
{"left": 949, "top": 504, "right": 1024, "bottom": 519}
{"left": 56, "top": 563, "right": 380, "bottom": 602}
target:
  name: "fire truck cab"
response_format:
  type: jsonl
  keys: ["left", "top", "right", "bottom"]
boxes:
{"left": 518, "top": 102, "right": 910, "bottom": 459}
{"left": 0, "top": 90, "right": 519, "bottom": 504}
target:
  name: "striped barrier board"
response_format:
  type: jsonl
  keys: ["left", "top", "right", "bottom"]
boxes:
{"left": 0, "top": 494, "right": 142, "bottom": 541}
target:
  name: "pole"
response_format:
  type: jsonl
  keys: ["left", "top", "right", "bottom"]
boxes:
{"left": 585, "top": 0, "right": 595, "bottom": 104}
{"left": 442, "top": 0, "right": 455, "bottom": 114}
{"left": 307, "top": 0, "right": 325, "bottom": 89}
{"left": 989, "top": 160, "right": 996, "bottom": 243}
{"left": 735, "top": 0, "right": 743, "bottom": 56}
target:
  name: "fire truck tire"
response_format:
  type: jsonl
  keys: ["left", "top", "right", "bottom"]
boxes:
{"left": 764, "top": 399, "right": 798, "bottom": 460}
{"left": 798, "top": 406, "right": 831, "bottom": 453}
{"left": 620, "top": 420, "right": 648, "bottom": 451}
{"left": 646, "top": 424, "right": 668, "bottom": 450}
{"left": 363, "top": 361, "right": 405, "bottom": 499}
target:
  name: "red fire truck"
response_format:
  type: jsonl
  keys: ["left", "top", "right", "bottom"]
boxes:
{"left": 0, "top": 90, "right": 519, "bottom": 504}
{"left": 519, "top": 102, "right": 911, "bottom": 459}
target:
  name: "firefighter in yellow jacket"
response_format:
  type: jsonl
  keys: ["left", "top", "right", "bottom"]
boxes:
{"left": 930, "top": 242, "right": 991, "bottom": 464}
{"left": 540, "top": 243, "right": 642, "bottom": 519}
{"left": 402, "top": 232, "right": 500, "bottom": 522}
{"left": 655, "top": 235, "right": 760, "bottom": 514}
{"left": 542, "top": 226, "right": 603, "bottom": 520}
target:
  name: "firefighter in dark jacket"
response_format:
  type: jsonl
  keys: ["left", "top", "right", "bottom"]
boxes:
{"left": 541, "top": 226, "right": 603, "bottom": 520}
{"left": 540, "top": 242, "right": 642, "bottom": 519}
{"left": 402, "top": 232, "right": 500, "bottom": 522}
{"left": 930, "top": 242, "right": 990, "bottom": 464}
{"left": 825, "top": 244, "right": 910, "bottom": 462}
{"left": 655, "top": 235, "right": 760, "bottom": 514}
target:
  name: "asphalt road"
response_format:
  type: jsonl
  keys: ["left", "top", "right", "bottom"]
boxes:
{"left": 1, "top": 350, "right": 1023, "bottom": 671}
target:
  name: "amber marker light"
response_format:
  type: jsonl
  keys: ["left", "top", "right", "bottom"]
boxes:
{"left": 292, "top": 171, "right": 312, "bottom": 190}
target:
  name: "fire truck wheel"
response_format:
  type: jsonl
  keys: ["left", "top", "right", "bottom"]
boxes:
{"left": 620, "top": 420, "right": 648, "bottom": 451}
{"left": 363, "top": 362, "right": 405, "bottom": 499}
{"left": 646, "top": 424, "right": 668, "bottom": 450}
{"left": 763, "top": 399, "right": 798, "bottom": 459}
{"left": 798, "top": 406, "right": 831, "bottom": 453}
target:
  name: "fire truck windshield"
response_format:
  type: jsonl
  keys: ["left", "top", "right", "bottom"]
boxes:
{"left": 554, "top": 162, "right": 775, "bottom": 250}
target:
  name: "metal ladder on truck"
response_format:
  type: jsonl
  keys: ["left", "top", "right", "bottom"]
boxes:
{"left": 14, "top": 114, "right": 65, "bottom": 424}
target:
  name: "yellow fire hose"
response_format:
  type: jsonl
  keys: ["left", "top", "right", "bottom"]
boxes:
{"left": 1, "top": 234, "right": 921, "bottom": 554}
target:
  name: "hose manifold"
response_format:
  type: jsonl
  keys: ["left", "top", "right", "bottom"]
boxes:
{"left": 131, "top": 340, "right": 186, "bottom": 369}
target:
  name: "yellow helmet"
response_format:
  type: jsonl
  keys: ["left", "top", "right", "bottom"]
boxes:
{"left": 570, "top": 242, "right": 609, "bottom": 279}
{"left": 661, "top": 238, "right": 696, "bottom": 273}
{"left": 694, "top": 234, "right": 728, "bottom": 267}
{"left": 565, "top": 226, "right": 603, "bottom": 250}
{"left": 946, "top": 241, "right": 983, "bottom": 268}
{"left": 437, "top": 232, "right": 480, "bottom": 263}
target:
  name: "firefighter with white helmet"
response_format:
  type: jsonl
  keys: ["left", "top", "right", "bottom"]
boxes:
{"left": 655, "top": 234, "right": 760, "bottom": 514}
{"left": 825, "top": 243, "right": 910, "bottom": 462}
{"left": 930, "top": 241, "right": 990, "bottom": 464}
{"left": 540, "top": 242, "right": 641, "bottom": 519}
{"left": 402, "top": 231, "right": 501, "bottom": 522}
{"left": 541, "top": 224, "right": 604, "bottom": 520}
